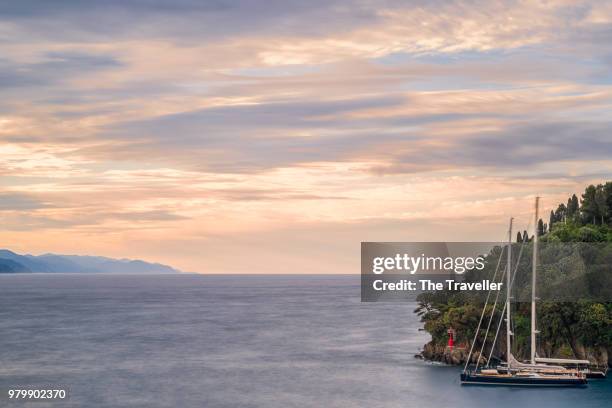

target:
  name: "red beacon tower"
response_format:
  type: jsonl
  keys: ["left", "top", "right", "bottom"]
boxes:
{"left": 447, "top": 327, "right": 455, "bottom": 349}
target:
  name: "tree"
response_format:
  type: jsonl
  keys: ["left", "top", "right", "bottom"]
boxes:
{"left": 567, "top": 194, "right": 579, "bottom": 220}
{"left": 554, "top": 204, "right": 567, "bottom": 224}
{"left": 565, "top": 194, "right": 580, "bottom": 221}
{"left": 572, "top": 194, "right": 579, "bottom": 213}
{"left": 581, "top": 185, "right": 599, "bottom": 224}
{"left": 537, "top": 218, "right": 547, "bottom": 236}
{"left": 604, "top": 182, "right": 612, "bottom": 223}
{"left": 549, "top": 210, "right": 555, "bottom": 229}
{"left": 516, "top": 231, "right": 523, "bottom": 243}
{"left": 595, "top": 185, "right": 608, "bottom": 225}
{"left": 550, "top": 209, "right": 562, "bottom": 231}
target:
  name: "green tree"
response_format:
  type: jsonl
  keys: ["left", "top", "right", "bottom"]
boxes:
{"left": 604, "top": 182, "right": 612, "bottom": 223}
{"left": 549, "top": 210, "right": 555, "bottom": 231}
{"left": 555, "top": 204, "right": 566, "bottom": 223}
{"left": 581, "top": 184, "right": 599, "bottom": 224}
{"left": 578, "top": 303, "right": 612, "bottom": 347}
{"left": 537, "top": 218, "right": 547, "bottom": 236}
{"left": 567, "top": 194, "right": 579, "bottom": 220}
{"left": 595, "top": 186, "right": 608, "bottom": 225}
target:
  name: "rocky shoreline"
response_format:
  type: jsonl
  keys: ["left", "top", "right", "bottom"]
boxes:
{"left": 418, "top": 342, "right": 484, "bottom": 366}
{"left": 417, "top": 340, "right": 612, "bottom": 368}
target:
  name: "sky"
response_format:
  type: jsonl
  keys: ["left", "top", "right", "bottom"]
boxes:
{"left": 1, "top": 0, "right": 612, "bottom": 273}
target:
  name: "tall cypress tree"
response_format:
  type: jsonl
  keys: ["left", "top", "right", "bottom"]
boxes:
{"left": 537, "top": 218, "right": 546, "bottom": 236}
{"left": 567, "top": 194, "right": 579, "bottom": 219}
{"left": 549, "top": 210, "right": 555, "bottom": 231}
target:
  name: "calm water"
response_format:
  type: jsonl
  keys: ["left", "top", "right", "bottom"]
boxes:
{"left": 0, "top": 274, "right": 609, "bottom": 407}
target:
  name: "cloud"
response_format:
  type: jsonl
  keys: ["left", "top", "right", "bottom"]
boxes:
{"left": 0, "top": 51, "right": 122, "bottom": 90}
{"left": 81, "top": 95, "right": 414, "bottom": 170}
{"left": 1, "top": 1, "right": 612, "bottom": 272}
{"left": 77, "top": 83, "right": 610, "bottom": 174}
{"left": 373, "top": 120, "right": 612, "bottom": 174}
{"left": 0, "top": 193, "right": 49, "bottom": 210}
{"left": 0, "top": 0, "right": 382, "bottom": 43}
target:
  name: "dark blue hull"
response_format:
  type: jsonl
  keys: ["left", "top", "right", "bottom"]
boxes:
{"left": 460, "top": 372, "right": 588, "bottom": 387}
{"left": 586, "top": 371, "right": 607, "bottom": 379}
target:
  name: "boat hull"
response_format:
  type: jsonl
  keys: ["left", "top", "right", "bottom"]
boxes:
{"left": 586, "top": 371, "right": 607, "bottom": 379}
{"left": 460, "top": 373, "right": 588, "bottom": 387}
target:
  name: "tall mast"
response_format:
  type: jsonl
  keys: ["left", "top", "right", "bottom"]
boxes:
{"left": 506, "top": 217, "right": 513, "bottom": 366}
{"left": 531, "top": 197, "right": 539, "bottom": 364}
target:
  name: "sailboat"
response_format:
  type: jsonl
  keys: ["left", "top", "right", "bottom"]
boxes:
{"left": 460, "top": 198, "right": 587, "bottom": 387}
{"left": 496, "top": 198, "right": 606, "bottom": 379}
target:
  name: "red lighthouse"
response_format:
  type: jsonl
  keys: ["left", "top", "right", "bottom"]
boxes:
{"left": 447, "top": 327, "right": 455, "bottom": 349}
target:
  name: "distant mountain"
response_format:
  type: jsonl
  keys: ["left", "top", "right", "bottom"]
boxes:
{"left": 0, "top": 257, "right": 31, "bottom": 273}
{"left": 0, "top": 249, "right": 181, "bottom": 274}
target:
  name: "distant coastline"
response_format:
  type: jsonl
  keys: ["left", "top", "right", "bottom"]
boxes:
{"left": 0, "top": 249, "right": 182, "bottom": 274}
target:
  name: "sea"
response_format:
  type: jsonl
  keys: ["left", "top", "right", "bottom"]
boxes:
{"left": 0, "top": 274, "right": 609, "bottom": 407}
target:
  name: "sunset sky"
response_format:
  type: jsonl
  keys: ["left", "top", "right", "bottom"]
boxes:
{"left": 1, "top": 0, "right": 612, "bottom": 273}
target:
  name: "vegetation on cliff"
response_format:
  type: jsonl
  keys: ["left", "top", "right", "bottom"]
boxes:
{"left": 417, "top": 183, "right": 612, "bottom": 367}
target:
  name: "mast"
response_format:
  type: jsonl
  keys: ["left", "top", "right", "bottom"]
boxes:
{"left": 506, "top": 217, "right": 513, "bottom": 366}
{"left": 531, "top": 197, "right": 539, "bottom": 364}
